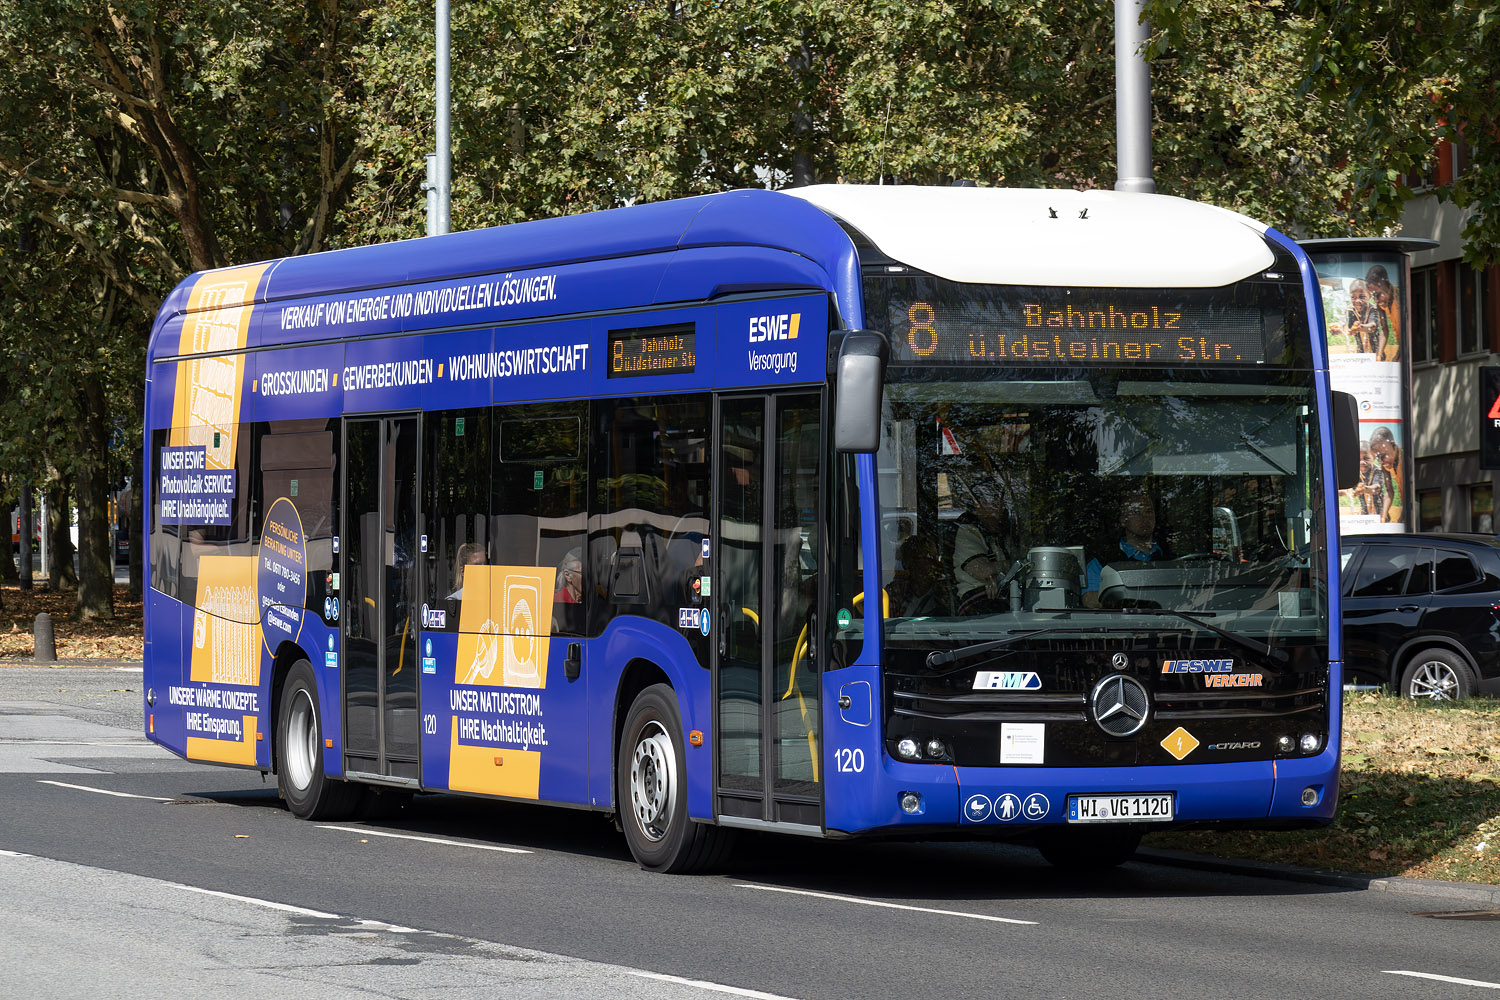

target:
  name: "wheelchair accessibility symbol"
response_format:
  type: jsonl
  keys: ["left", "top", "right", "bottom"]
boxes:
{"left": 1022, "top": 792, "right": 1050, "bottom": 820}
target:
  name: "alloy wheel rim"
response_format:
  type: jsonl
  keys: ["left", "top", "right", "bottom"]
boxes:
{"left": 630, "top": 721, "right": 676, "bottom": 842}
{"left": 1409, "top": 660, "right": 1459, "bottom": 700}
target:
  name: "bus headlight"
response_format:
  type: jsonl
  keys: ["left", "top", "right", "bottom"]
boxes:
{"left": 925, "top": 739, "right": 947, "bottom": 759}
{"left": 900, "top": 792, "right": 923, "bottom": 815}
{"left": 897, "top": 738, "right": 920, "bottom": 760}
{"left": 1300, "top": 733, "right": 1322, "bottom": 754}
{"left": 1276, "top": 735, "right": 1295, "bottom": 753}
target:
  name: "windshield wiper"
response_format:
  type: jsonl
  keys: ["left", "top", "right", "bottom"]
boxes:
{"left": 1063, "top": 606, "right": 1289, "bottom": 665}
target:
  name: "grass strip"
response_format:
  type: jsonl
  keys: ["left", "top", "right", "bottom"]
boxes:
{"left": 1146, "top": 693, "right": 1500, "bottom": 883}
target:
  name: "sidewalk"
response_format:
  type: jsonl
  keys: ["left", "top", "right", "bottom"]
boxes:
{"left": 0, "top": 656, "right": 142, "bottom": 667}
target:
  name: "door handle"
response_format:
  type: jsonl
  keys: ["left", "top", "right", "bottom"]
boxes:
{"left": 1397, "top": 604, "right": 1420, "bottom": 613}
{"left": 564, "top": 642, "right": 581, "bottom": 681}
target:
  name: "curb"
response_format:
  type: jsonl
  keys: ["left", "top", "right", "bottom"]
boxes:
{"left": 0, "top": 658, "right": 143, "bottom": 668}
{"left": 1137, "top": 847, "right": 1500, "bottom": 906}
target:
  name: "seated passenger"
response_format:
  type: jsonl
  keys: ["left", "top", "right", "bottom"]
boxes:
{"left": 448, "top": 541, "right": 486, "bottom": 600}
{"left": 554, "top": 548, "right": 584, "bottom": 604}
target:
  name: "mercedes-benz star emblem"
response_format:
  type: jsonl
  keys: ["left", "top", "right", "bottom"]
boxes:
{"left": 1111, "top": 652, "right": 1128, "bottom": 670}
{"left": 1091, "top": 673, "right": 1150, "bottom": 737}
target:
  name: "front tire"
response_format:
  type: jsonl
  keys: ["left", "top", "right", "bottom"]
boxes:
{"left": 277, "top": 659, "right": 362, "bottom": 819}
{"left": 1400, "top": 648, "right": 1476, "bottom": 701}
{"left": 1036, "top": 827, "right": 1142, "bottom": 870}
{"left": 617, "top": 684, "right": 733, "bottom": 873}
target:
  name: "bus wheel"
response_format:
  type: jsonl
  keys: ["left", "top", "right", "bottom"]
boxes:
{"left": 1035, "top": 827, "right": 1142, "bottom": 870}
{"left": 277, "top": 659, "right": 361, "bottom": 820}
{"left": 617, "top": 684, "right": 733, "bottom": 873}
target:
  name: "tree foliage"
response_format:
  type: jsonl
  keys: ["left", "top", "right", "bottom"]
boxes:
{"left": 2, "top": 0, "right": 1492, "bottom": 613}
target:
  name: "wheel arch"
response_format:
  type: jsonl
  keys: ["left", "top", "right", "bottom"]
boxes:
{"left": 1390, "top": 635, "right": 1477, "bottom": 688}
{"left": 269, "top": 640, "right": 313, "bottom": 775}
{"left": 612, "top": 657, "right": 674, "bottom": 813}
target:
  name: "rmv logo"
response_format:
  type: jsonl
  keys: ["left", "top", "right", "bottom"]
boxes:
{"left": 748, "top": 313, "right": 801, "bottom": 343}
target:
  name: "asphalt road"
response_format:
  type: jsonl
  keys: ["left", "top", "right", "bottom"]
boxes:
{"left": 2, "top": 667, "right": 1498, "bottom": 1000}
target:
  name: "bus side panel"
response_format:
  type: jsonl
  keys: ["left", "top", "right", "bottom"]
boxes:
{"left": 587, "top": 618, "right": 712, "bottom": 821}
{"left": 144, "top": 590, "right": 187, "bottom": 757}
{"left": 588, "top": 305, "right": 716, "bottom": 396}
{"left": 653, "top": 246, "right": 834, "bottom": 308}
{"left": 257, "top": 256, "right": 674, "bottom": 348}
{"left": 715, "top": 293, "right": 831, "bottom": 391}
{"left": 419, "top": 630, "right": 591, "bottom": 806}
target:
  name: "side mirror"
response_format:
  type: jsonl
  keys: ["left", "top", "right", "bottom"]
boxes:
{"left": 833, "top": 330, "right": 888, "bottom": 453}
{"left": 1331, "top": 390, "right": 1360, "bottom": 491}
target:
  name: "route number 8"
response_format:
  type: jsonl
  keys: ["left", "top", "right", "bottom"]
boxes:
{"left": 907, "top": 302, "right": 939, "bottom": 356}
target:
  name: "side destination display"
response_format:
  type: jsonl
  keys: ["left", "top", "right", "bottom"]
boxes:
{"left": 608, "top": 322, "right": 696, "bottom": 378}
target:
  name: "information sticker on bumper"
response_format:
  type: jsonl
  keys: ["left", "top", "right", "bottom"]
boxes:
{"left": 1067, "top": 793, "right": 1174, "bottom": 823}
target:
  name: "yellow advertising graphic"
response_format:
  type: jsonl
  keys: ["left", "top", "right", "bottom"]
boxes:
{"left": 185, "top": 554, "right": 263, "bottom": 765}
{"left": 169, "top": 262, "right": 272, "bottom": 470}
{"left": 454, "top": 565, "right": 555, "bottom": 688}
{"left": 449, "top": 564, "right": 553, "bottom": 798}
{"left": 449, "top": 718, "right": 542, "bottom": 799}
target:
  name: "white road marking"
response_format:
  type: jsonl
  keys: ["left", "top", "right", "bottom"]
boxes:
{"left": 736, "top": 884, "right": 1038, "bottom": 925}
{"left": 2, "top": 741, "right": 146, "bottom": 747}
{"left": 1386, "top": 971, "right": 1500, "bottom": 990}
{"left": 37, "top": 780, "right": 173, "bottom": 801}
{"left": 168, "top": 883, "right": 340, "bottom": 919}
{"left": 625, "top": 969, "right": 804, "bottom": 1000}
{"left": 317, "top": 825, "right": 532, "bottom": 853}
{"left": 0, "top": 849, "right": 33, "bottom": 857}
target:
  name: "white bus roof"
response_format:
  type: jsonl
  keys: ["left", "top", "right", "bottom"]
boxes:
{"left": 787, "top": 185, "right": 1277, "bottom": 288}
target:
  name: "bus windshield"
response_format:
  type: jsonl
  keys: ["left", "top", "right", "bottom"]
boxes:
{"left": 843, "top": 367, "right": 1328, "bottom": 658}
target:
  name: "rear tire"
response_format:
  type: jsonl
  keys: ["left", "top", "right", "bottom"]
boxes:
{"left": 277, "top": 659, "right": 362, "bottom": 820}
{"left": 1036, "top": 827, "right": 1142, "bottom": 870}
{"left": 1400, "top": 648, "right": 1476, "bottom": 701}
{"left": 617, "top": 684, "right": 734, "bottom": 873}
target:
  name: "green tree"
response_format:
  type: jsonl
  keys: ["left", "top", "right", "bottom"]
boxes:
{"left": 1159, "top": 0, "right": 1500, "bottom": 263}
{"left": 0, "top": 1, "right": 384, "bottom": 615}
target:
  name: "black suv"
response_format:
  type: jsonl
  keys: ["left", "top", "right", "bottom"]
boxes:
{"left": 1341, "top": 532, "right": 1500, "bottom": 699}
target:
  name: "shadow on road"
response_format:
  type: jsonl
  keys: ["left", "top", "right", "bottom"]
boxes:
{"left": 184, "top": 783, "right": 1358, "bottom": 903}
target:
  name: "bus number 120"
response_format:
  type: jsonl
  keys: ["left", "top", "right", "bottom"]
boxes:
{"left": 835, "top": 748, "right": 865, "bottom": 773}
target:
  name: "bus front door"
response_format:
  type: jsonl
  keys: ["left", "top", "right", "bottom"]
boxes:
{"left": 342, "top": 415, "right": 422, "bottom": 783}
{"left": 714, "top": 392, "right": 823, "bottom": 830}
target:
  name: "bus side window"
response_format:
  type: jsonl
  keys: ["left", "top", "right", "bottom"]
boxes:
{"left": 423, "top": 407, "right": 492, "bottom": 625}
{"left": 494, "top": 402, "right": 589, "bottom": 637}
{"left": 257, "top": 420, "right": 337, "bottom": 621}
{"left": 149, "top": 428, "right": 180, "bottom": 600}
{"left": 176, "top": 422, "right": 254, "bottom": 616}
{"left": 590, "top": 396, "right": 711, "bottom": 654}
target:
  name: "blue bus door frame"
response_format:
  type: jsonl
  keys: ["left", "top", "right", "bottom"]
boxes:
{"left": 341, "top": 414, "right": 423, "bottom": 784}
{"left": 712, "top": 391, "right": 825, "bottom": 829}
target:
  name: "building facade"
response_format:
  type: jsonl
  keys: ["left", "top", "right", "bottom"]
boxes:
{"left": 1405, "top": 141, "right": 1500, "bottom": 532}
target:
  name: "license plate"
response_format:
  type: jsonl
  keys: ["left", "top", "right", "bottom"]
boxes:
{"left": 1067, "top": 793, "right": 1174, "bottom": 823}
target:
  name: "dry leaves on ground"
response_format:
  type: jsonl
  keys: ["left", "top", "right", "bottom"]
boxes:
{"left": 0, "top": 584, "right": 143, "bottom": 660}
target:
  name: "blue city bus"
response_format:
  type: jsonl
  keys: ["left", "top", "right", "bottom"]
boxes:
{"left": 143, "top": 186, "right": 1358, "bottom": 872}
